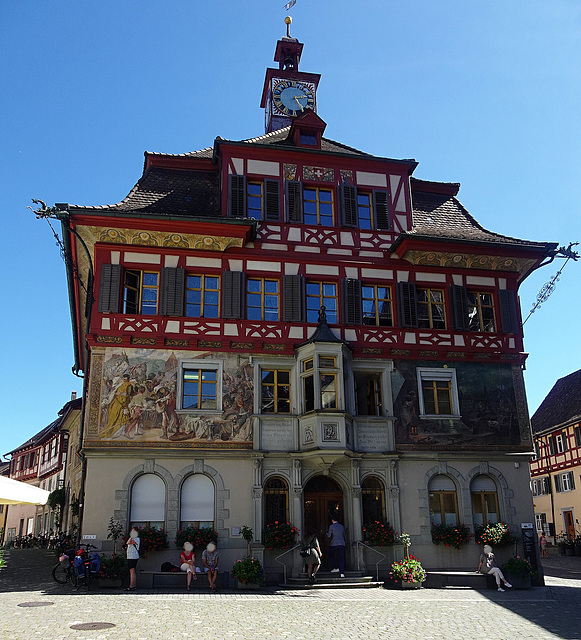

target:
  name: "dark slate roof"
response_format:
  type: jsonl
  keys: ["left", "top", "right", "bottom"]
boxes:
{"left": 409, "top": 187, "right": 547, "bottom": 248}
{"left": 70, "top": 167, "right": 219, "bottom": 217}
{"left": 530, "top": 369, "right": 581, "bottom": 434}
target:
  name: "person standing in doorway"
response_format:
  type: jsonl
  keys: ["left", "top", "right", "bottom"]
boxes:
{"left": 327, "top": 517, "right": 346, "bottom": 578}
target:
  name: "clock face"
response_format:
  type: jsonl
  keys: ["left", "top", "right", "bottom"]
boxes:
{"left": 272, "top": 80, "right": 315, "bottom": 117}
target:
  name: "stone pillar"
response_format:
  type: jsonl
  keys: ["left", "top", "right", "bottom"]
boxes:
{"left": 252, "top": 457, "right": 264, "bottom": 542}
{"left": 388, "top": 460, "right": 402, "bottom": 534}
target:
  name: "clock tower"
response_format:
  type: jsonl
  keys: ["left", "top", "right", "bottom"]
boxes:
{"left": 260, "top": 17, "right": 321, "bottom": 134}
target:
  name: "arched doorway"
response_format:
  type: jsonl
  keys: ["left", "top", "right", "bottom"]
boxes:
{"left": 304, "top": 476, "right": 344, "bottom": 569}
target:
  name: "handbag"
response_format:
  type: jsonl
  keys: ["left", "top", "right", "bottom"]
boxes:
{"left": 300, "top": 536, "right": 316, "bottom": 558}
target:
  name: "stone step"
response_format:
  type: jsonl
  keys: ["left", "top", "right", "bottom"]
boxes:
{"left": 279, "top": 579, "right": 384, "bottom": 590}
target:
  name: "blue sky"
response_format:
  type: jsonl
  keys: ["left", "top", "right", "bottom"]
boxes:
{"left": 1, "top": 1, "right": 579, "bottom": 457}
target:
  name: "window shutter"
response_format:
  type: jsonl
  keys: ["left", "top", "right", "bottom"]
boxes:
{"left": 498, "top": 289, "right": 519, "bottom": 333}
{"left": 341, "top": 278, "right": 362, "bottom": 325}
{"left": 449, "top": 284, "right": 469, "bottom": 330}
{"left": 264, "top": 179, "right": 281, "bottom": 221}
{"left": 285, "top": 180, "right": 303, "bottom": 223}
{"left": 228, "top": 174, "right": 246, "bottom": 218}
{"left": 85, "top": 270, "right": 94, "bottom": 318}
{"left": 373, "top": 190, "right": 390, "bottom": 230}
{"left": 548, "top": 437, "right": 555, "bottom": 456}
{"left": 339, "top": 183, "right": 357, "bottom": 227}
{"left": 396, "top": 282, "right": 418, "bottom": 328}
{"left": 283, "top": 274, "right": 305, "bottom": 322}
{"left": 98, "top": 264, "right": 121, "bottom": 313}
{"left": 160, "top": 267, "right": 185, "bottom": 316}
{"left": 569, "top": 471, "right": 576, "bottom": 490}
{"left": 542, "top": 477, "right": 550, "bottom": 494}
{"left": 562, "top": 431, "right": 569, "bottom": 452}
{"left": 222, "top": 271, "right": 245, "bottom": 319}
{"left": 575, "top": 426, "right": 581, "bottom": 447}
{"left": 554, "top": 474, "right": 562, "bottom": 493}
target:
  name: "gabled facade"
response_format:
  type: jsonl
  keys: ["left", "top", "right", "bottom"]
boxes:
{"left": 530, "top": 370, "right": 581, "bottom": 542}
{"left": 3, "top": 396, "right": 81, "bottom": 542}
{"left": 57, "top": 29, "right": 555, "bottom": 578}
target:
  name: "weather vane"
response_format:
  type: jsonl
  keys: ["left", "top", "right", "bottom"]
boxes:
{"left": 283, "top": 0, "right": 296, "bottom": 37}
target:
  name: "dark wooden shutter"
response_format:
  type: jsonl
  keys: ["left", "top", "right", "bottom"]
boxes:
{"left": 341, "top": 278, "right": 362, "bottom": 324}
{"left": 85, "top": 270, "right": 94, "bottom": 318}
{"left": 159, "top": 267, "right": 185, "bottom": 316}
{"left": 98, "top": 264, "right": 121, "bottom": 313}
{"left": 562, "top": 431, "right": 569, "bottom": 452}
{"left": 283, "top": 275, "right": 305, "bottom": 322}
{"left": 285, "top": 180, "right": 303, "bottom": 223}
{"left": 498, "top": 289, "right": 519, "bottom": 333}
{"left": 228, "top": 174, "right": 246, "bottom": 218}
{"left": 568, "top": 471, "right": 575, "bottom": 490}
{"left": 264, "top": 179, "right": 281, "bottom": 221}
{"left": 396, "top": 282, "right": 418, "bottom": 328}
{"left": 222, "top": 271, "right": 245, "bottom": 319}
{"left": 339, "top": 183, "right": 357, "bottom": 227}
{"left": 554, "top": 474, "right": 562, "bottom": 492}
{"left": 548, "top": 437, "right": 555, "bottom": 456}
{"left": 373, "top": 190, "right": 390, "bottom": 230}
{"left": 449, "top": 284, "right": 469, "bottom": 330}
{"left": 542, "top": 477, "right": 550, "bottom": 494}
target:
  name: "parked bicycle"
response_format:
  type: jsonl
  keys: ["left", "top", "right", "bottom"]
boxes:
{"left": 52, "top": 544, "right": 100, "bottom": 589}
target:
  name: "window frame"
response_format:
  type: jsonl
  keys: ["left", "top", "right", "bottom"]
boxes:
{"left": 246, "top": 277, "right": 280, "bottom": 322}
{"left": 417, "top": 368, "right": 460, "bottom": 418}
{"left": 179, "top": 474, "right": 215, "bottom": 530}
{"left": 177, "top": 361, "right": 223, "bottom": 413}
{"left": 362, "top": 284, "right": 393, "bottom": 327}
{"left": 416, "top": 287, "right": 446, "bottom": 329}
{"left": 123, "top": 269, "right": 160, "bottom": 315}
{"left": 306, "top": 281, "right": 338, "bottom": 324}
{"left": 260, "top": 368, "right": 292, "bottom": 414}
{"left": 467, "top": 290, "right": 496, "bottom": 332}
{"left": 264, "top": 476, "right": 290, "bottom": 526}
{"left": 247, "top": 181, "right": 263, "bottom": 220}
{"left": 429, "top": 490, "right": 459, "bottom": 526}
{"left": 302, "top": 186, "right": 334, "bottom": 227}
{"left": 361, "top": 476, "right": 387, "bottom": 529}
{"left": 185, "top": 274, "right": 221, "bottom": 319}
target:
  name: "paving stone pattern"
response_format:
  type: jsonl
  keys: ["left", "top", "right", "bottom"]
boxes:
{"left": 1, "top": 548, "right": 580, "bottom": 639}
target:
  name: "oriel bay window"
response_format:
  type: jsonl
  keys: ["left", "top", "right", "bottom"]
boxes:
{"left": 186, "top": 275, "right": 220, "bottom": 318}
{"left": 302, "top": 355, "right": 338, "bottom": 412}
{"left": 261, "top": 369, "right": 291, "bottom": 413}
{"left": 246, "top": 278, "right": 280, "bottom": 321}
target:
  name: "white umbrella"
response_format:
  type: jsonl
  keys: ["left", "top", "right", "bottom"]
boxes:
{"left": 0, "top": 476, "right": 50, "bottom": 505}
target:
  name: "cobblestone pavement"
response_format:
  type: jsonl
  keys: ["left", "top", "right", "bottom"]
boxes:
{"left": 1, "top": 548, "right": 580, "bottom": 640}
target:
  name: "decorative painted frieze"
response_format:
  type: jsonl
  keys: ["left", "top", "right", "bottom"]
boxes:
{"left": 303, "top": 165, "right": 334, "bottom": 181}
{"left": 403, "top": 250, "right": 537, "bottom": 273}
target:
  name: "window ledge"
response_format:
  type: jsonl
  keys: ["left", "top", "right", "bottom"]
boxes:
{"left": 419, "top": 414, "right": 462, "bottom": 420}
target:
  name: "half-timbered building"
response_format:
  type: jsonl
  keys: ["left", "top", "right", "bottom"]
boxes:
{"left": 57, "top": 28, "right": 556, "bottom": 579}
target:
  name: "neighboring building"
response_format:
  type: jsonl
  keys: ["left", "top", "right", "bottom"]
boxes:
{"left": 530, "top": 370, "right": 581, "bottom": 543}
{"left": 3, "top": 396, "right": 81, "bottom": 542}
{"left": 55, "top": 27, "right": 555, "bottom": 577}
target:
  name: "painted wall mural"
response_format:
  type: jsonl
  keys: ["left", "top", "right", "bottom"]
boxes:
{"left": 392, "top": 361, "right": 522, "bottom": 449}
{"left": 98, "top": 348, "right": 253, "bottom": 447}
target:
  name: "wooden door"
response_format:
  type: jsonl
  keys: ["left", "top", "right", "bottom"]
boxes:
{"left": 304, "top": 476, "right": 344, "bottom": 570}
{"left": 564, "top": 510, "right": 575, "bottom": 539}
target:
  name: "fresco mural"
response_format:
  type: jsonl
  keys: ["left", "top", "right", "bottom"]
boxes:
{"left": 392, "top": 361, "right": 521, "bottom": 448}
{"left": 99, "top": 349, "right": 253, "bottom": 446}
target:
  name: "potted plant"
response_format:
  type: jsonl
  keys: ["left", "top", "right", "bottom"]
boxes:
{"left": 390, "top": 554, "right": 426, "bottom": 589}
{"left": 241, "top": 525, "right": 253, "bottom": 556}
{"left": 123, "top": 525, "right": 168, "bottom": 558}
{"left": 363, "top": 521, "right": 396, "bottom": 546}
{"left": 263, "top": 522, "right": 299, "bottom": 550}
{"left": 107, "top": 517, "right": 124, "bottom": 555}
{"left": 431, "top": 523, "right": 472, "bottom": 549}
{"left": 564, "top": 538, "right": 575, "bottom": 556}
{"left": 231, "top": 556, "right": 264, "bottom": 589}
{"left": 502, "top": 555, "right": 535, "bottom": 589}
{"left": 175, "top": 526, "right": 218, "bottom": 550}
{"left": 98, "top": 554, "right": 127, "bottom": 588}
{"left": 574, "top": 535, "right": 581, "bottom": 557}
{"left": 474, "top": 522, "right": 516, "bottom": 548}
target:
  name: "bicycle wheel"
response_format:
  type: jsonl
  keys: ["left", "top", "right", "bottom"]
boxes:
{"left": 52, "top": 563, "right": 69, "bottom": 585}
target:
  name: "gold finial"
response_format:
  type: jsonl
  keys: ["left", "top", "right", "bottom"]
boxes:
{"left": 285, "top": 15, "right": 292, "bottom": 38}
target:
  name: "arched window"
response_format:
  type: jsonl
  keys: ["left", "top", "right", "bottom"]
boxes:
{"left": 130, "top": 474, "right": 165, "bottom": 528}
{"left": 362, "top": 476, "right": 386, "bottom": 527}
{"left": 180, "top": 474, "right": 215, "bottom": 529}
{"left": 429, "top": 475, "right": 458, "bottom": 525}
{"left": 264, "top": 477, "right": 289, "bottom": 526}
{"left": 471, "top": 475, "right": 499, "bottom": 525}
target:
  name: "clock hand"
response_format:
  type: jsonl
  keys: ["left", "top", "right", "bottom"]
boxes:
{"left": 293, "top": 95, "right": 305, "bottom": 111}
